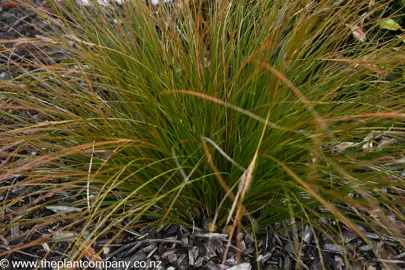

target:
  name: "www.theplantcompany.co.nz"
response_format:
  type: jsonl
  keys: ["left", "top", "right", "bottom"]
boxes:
{"left": 0, "top": 258, "right": 163, "bottom": 269}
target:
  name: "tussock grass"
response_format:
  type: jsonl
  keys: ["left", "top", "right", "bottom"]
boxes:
{"left": 1, "top": 0, "right": 405, "bottom": 264}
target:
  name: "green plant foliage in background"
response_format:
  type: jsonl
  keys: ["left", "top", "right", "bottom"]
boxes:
{"left": 1, "top": 0, "right": 405, "bottom": 260}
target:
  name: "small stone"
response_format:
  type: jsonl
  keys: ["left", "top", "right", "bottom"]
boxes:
{"left": 0, "top": 71, "right": 11, "bottom": 80}
{"left": 167, "top": 253, "right": 177, "bottom": 264}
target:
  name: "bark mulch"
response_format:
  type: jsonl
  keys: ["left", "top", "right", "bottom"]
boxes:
{"left": 1, "top": 1, "right": 405, "bottom": 269}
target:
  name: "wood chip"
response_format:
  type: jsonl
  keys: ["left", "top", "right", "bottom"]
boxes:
{"left": 227, "top": 263, "right": 252, "bottom": 270}
{"left": 194, "top": 232, "right": 228, "bottom": 240}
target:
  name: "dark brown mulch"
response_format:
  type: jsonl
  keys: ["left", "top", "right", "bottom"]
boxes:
{"left": 0, "top": 0, "right": 47, "bottom": 40}
{"left": 1, "top": 0, "right": 65, "bottom": 81}
{"left": 1, "top": 1, "right": 405, "bottom": 269}
{"left": 2, "top": 204, "right": 405, "bottom": 270}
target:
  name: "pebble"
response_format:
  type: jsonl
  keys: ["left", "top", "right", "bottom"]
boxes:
{"left": 0, "top": 71, "right": 11, "bottom": 80}
{"left": 167, "top": 253, "right": 177, "bottom": 263}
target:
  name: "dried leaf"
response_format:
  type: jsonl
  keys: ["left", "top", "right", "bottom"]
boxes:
{"left": 379, "top": 19, "right": 404, "bottom": 31}
{"left": 10, "top": 224, "right": 20, "bottom": 240}
{"left": 377, "top": 137, "right": 397, "bottom": 149}
{"left": 75, "top": 238, "right": 102, "bottom": 262}
{"left": 333, "top": 142, "right": 356, "bottom": 152}
{"left": 53, "top": 231, "right": 77, "bottom": 240}
{"left": 46, "top": 206, "right": 83, "bottom": 213}
{"left": 350, "top": 25, "right": 367, "bottom": 42}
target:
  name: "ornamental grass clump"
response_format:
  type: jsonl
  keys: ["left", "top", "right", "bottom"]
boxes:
{"left": 1, "top": 0, "right": 405, "bottom": 263}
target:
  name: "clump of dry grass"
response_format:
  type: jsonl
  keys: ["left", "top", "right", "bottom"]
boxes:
{"left": 1, "top": 0, "right": 405, "bottom": 264}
